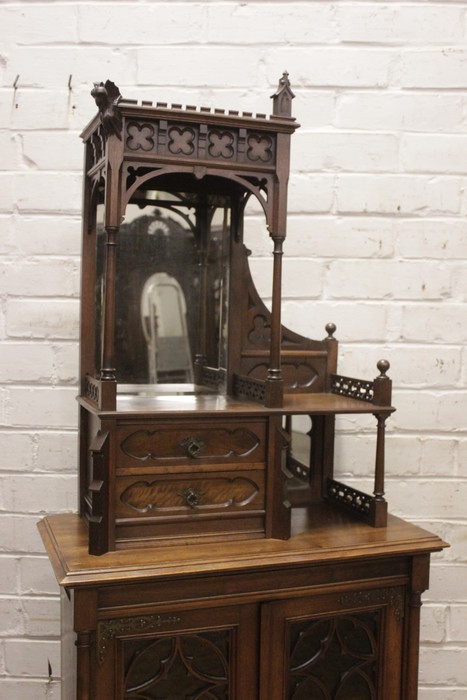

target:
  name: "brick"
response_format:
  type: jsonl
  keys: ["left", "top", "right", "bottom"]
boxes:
{"left": 288, "top": 174, "right": 335, "bottom": 214}
{"left": 0, "top": 474, "right": 77, "bottom": 514}
{"left": 400, "top": 303, "right": 467, "bottom": 344}
{"left": 448, "top": 605, "right": 467, "bottom": 642}
{"left": 327, "top": 260, "right": 451, "bottom": 301}
{"left": 4, "top": 639, "right": 60, "bottom": 676}
{"left": 206, "top": 3, "right": 336, "bottom": 45}
{"left": 0, "top": 433, "right": 35, "bottom": 471}
{"left": 138, "top": 47, "right": 262, "bottom": 87}
{"left": 396, "top": 219, "right": 467, "bottom": 260}
{"left": 402, "top": 49, "right": 467, "bottom": 89}
{"left": 6, "top": 299, "right": 79, "bottom": 340}
{"left": 336, "top": 175, "right": 461, "bottom": 215}
{"left": 281, "top": 300, "right": 391, "bottom": 343}
{"left": 0, "top": 557, "right": 18, "bottom": 595}
{"left": 385, "top": 480, "right": 467, "bottom": 520}
{"left": 13, "top": 172, "right": 82, "bottom": 213}
{"left": 265, "top": 47, "right": 394, "bottom": 88}
{"left": 0, "top": 173, "right": 14, "bottom": 212}
{"left": 336, "top": 92, "right": 464, "bottom": 133}
{"left": 0, "top": 679, "right": 61, "bottom": 700}
{"left": 419, "top": 690, "right": 467, "bottom": 700}
{"left": 5, "top": 386, "right": 78, "bottom": 429}
{"left": 1, "top": 87, "right": 89, "bottom": 131}
{"left": 5, "top": 46, "right": 136, "bottom": 90}
{"left": 19, "top": 557, "right": 59, "bottom": 596}
{"left": 292, "top": 132, "right": 398, "bottom": 173}
{"left": 0, "top": 343, "right": 55, "bottom": 383}
{"left": 437, "top": 392, "right": 467, "bottom": 432}
{"left": 21, "top": 597, "right": 60, "bottom": 637}
{"left": 20, "top": 131, "right": 82, "bottom": 171}
{"left": 424, "top": 565, "right": 467, "bottom": 603}
{"left": 0, "top": 133, "right": 20, "bottom": 170}
{"left": 34, "top": 430, "right": 78, "bottom": 473}
{"left": 11, "top": 216, "right": 81, "bottom": 256}
{"left": 79, "top": 3, "right": 205, "bottom": 45}
{"left": 421, "top": 605, "right": 447, "bottom": 644}
{"left": 401, "top": 134, "right": 467, "bottom": 174}
{"left": 419, "top": 647, "right": 467, "bottom": 685}
{"left": 0, "top": 5, "right": 77, "bottom": 45}
{"left": 0, "top": 515, "right": 50, "bottom": 555}
{"left": 53, "top": 343, "right": 79, "bottom": 384}
{"left": 0, "top": 257, "right": 79, "bottom": 297}
{"left": 285, "top": 216, "right": 395, "bottom": 258}
{"left": 337, "top": 5, "right": 464, "bottom": 45}
{"left": 0, "top": 597, "right": 24, "bottom": 635}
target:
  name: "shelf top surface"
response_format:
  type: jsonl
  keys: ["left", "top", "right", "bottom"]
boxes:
{"left": 81, "top": 391, "right": 394, "bottom": 418}
{"left": 39, "top": 507, "right": 447, "bottom": 590}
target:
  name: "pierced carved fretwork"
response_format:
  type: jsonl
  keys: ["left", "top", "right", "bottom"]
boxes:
{"left": 326, "top": 478, "right": 372, "bottom": 515}
{"left": 84, "top": 375, "right": 100, "bottom": 405}
{"left": 233, "top": 373, "right": 266, "bottom": 402}
{"left": 331, "top": 373, "right": 375, "bottom": 403}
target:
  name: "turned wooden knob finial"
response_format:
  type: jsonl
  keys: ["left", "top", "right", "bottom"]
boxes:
{"left": 377, "top": 359, "right": 390, "bottom": 377}
{"left": 325, "top": 323, "right": 337, "bottom": 340}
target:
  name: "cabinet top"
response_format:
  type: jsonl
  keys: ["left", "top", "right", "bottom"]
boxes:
{"left": 38, "top": 507, "right": 447, "bottom": 591}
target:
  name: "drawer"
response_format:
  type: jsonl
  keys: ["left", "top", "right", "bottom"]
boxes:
{"left": 116, "top": 418, "right": 267, "bottom": 469}
{"left": 115, "top": 469, "right": 265, "bottom": 519}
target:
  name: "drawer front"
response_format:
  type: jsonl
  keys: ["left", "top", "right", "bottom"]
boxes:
{"left": 115, "top": 470, "right": 265, "bottom": 519}
{"left": 117, "top": 419, "right": 267, "bottom": 469}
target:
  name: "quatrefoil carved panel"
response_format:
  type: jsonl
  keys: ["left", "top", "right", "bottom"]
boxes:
{"left": 126, "top": 121, "right": 155, "bottom": 152}
{"left": 208, "top": 130, "right": 235, "bottom": 159}
{"left": 247, "top": 134, "right": 273, "bottom": 162}
{"left": 168, "top": 126, "right": 196, "bottom": 156}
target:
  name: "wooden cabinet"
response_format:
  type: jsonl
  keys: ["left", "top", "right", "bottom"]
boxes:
{"left": 39, "top": 77, "right": 447, "bottom": 698}
{"left": 39, "top": 506, "right": 446, "bottom": 700}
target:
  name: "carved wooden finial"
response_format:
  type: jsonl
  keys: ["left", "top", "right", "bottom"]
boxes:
{"left": 91, "top": 79, "right": 122, "bottom": 139}
{"left": 377, "top": 359, "right": 390, "bottom": 378}
{"left": 325, "top": 322, "right": 337, "bottom": 340}
{"left": 271, "top": 71, "right": 295, "bottom": 117}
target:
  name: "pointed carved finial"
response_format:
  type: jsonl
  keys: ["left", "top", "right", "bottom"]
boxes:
{"left": 91, "top": 79, "right": 122, "bottom": 139}
{"left": 271, "top": 71, "right": 295, "bottom": 117}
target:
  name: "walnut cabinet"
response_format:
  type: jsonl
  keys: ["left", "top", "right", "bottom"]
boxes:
{"left": 39, "top": 77, "right": 448, "bottom": 698}
{"left": 39, "top": 507, "right": 446, "bottom": 699}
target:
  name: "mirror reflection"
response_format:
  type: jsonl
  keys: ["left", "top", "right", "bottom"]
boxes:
{"left": 95, "top": 192, "right": 232, "bottom": 395}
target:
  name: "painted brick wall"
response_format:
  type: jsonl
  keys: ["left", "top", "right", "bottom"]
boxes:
{"left": 1, "top": 2, "right": 466, "bottom": 697}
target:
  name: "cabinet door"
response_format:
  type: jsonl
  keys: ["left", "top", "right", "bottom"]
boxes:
{"left": 260, "top": 586, "right": 405, "bottom": 700}
{"left": 94, "top": 603, "right": 259, "bottom": 699}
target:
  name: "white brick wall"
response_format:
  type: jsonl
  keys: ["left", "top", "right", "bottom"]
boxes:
{"left": 1, "top": 1, "right": 466, "bottom": 696}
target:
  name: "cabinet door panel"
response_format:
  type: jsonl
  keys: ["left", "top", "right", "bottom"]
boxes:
{"left": 94, "top": 604, "right": 259, "bottom": 699}
{"left": 260, "top": 586, "right": 405, "bottom": 700}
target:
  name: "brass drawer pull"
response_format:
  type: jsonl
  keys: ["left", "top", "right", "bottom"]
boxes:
{"left": 179, "top": 486, "right": 204, "bottom": 509}
{"left": 179, "top": 436, "right": 204, "bottom": 459}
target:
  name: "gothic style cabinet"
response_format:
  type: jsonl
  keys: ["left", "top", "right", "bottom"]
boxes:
{"left": 39, "top": 77, "right": 447, "bottom": 699}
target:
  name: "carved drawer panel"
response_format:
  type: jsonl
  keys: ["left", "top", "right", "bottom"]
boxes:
{"left": 115, "top": 470, "right": 265, "bottom": 519}
{"left": 116, "top": 419, "right": 267, "bottom": 469}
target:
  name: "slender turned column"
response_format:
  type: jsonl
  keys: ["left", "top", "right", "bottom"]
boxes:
{"left": 100, "top": 226, "right": 118, "bottom": 381}
{"left": 194, "top": 199, "right": 209, "bottom": 378}
{"left": 374, "top": 413, "right": 388, "bottom": 502}
{"left": 268, "top": 235, "right": 284, "bottom": 382}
